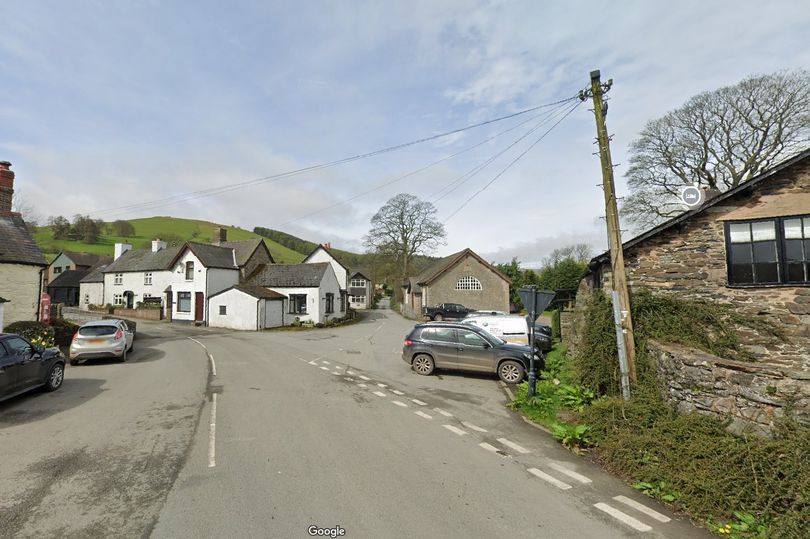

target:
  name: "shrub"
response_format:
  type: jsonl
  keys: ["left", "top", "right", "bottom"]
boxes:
{"left": 551, "top": 309, "right": 561, "bottom": 341}
{"left": 551, "top": 422, "right": 593, "bottom": 452}
{"left": 4, "top": 321, "right": 56, "bottom": 347}
{"left": 50, "top": 318, "right": 79, "bottom": 346}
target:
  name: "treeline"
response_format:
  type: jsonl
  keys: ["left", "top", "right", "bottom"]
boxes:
{"left": 47, "top": 216, "right": 138, "bottom": 244}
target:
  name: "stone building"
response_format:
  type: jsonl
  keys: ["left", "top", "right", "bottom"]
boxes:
{"left": 573, "top": 148, "right": 810, "bottom": 433}
{"left": 402, "top": 248, "right": 510, "bottom": 317}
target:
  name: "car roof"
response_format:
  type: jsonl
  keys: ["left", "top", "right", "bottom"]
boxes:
{"left": 416, "top": 321, "right": 481, "bottom": 329}
{"left": 80, "top": 319, "right": 123, "bottom": 327}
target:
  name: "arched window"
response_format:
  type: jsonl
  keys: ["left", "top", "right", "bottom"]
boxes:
{"left": 455, "top": 276, "right": 482, "bottom": 290}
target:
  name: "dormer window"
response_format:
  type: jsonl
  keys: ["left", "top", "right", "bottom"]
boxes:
{"left": 185, "top": 261, "right": 194, "bottom": 280}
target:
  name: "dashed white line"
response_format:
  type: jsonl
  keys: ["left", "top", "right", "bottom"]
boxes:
{"left": 347, "top": 370, "right": 357, "bottom": 376}
{"left": 613, "top": 496, "right": 671, "bottom": 523}
{"left": 414, "top": 411, "right": 432, "bottom": 419}
{"left": 207, "top": 393, "right": 217, "bottom": 468}
{"left": 548, "top": 462, "right": 593, "bottom": 484}
{"left": 478, "top": 442, "right": 501, "bottom": 453}
{"left": 391, "top": 390, "right": 405, "bottom": 396}
{"left": 358, "top": 375, "right": 371, "bottom": 381}
{"left": 357, "top": 383, "right": 368, "bottom": 388}
{"left": 308, "top": 361, "right": 318, "bottom": 365}
{"left": 411, "top": 399, "right": 427, "bottom": 406}
{"left": 321, "top": 360, "right": 331, "bottom": 365}
{"left": 377, "top": 383, "right": 388, "bottom": 388}
{"left": 443, "top": 425, "right": 467, "bottom": 436}
{"left": 497, "top": 438, "right": 530, "bottom": 454}
{"left": 527, "top": 468, "right": 571, "bottom": 490}
{"left": 392, "top": 400, "right": 408, "bottom": 407}
{"left": 344, "top": 377, "right": 354, "bottom": 382}
{"left": 594, "top": 503, "right": 653, "bottom": 532}
{"left": 434, "top": 408, "right": 453, "bottom": 417}
{"left": 462, "top": 421, "right": 487, "bottom": 433}
{"left": 332, "top": 371, "right": 341, "bottom": 375}
{"left": 320, "top": 366, "right": 329, "bottom": 371}
{"left": 372, "top": 391, "right": 387, "bottom": 397}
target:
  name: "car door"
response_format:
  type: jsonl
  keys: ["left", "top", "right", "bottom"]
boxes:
{"left": 420, "top": 327, "right": 458, "bottom": 369}
{"left": 0, "top": 342, "right": 19, "bottom": 396}
{"left": 4, "top": 336, "right": 40, "bottom": 390}
{"left": 455, "top": 328, "right": 495, "bottom": 372}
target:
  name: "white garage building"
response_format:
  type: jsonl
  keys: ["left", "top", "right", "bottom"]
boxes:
{"left": 208, "top": 284, "right": 286, "bottom": 331}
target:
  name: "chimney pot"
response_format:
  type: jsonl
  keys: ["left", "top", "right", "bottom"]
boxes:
{"left": 0, "top": 160, "right": 14, "bottom": 216}
{"left": 114, "top": 243, "right": 133, "bottom": 260}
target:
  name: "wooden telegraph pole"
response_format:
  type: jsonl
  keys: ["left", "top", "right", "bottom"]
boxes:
{"left": 582, "top": 70, "right": 637, "bottom": 383}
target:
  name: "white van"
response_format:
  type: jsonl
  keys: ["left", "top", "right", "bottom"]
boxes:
{"left": 462, "top": 314, "right": 553, "bottom": 352}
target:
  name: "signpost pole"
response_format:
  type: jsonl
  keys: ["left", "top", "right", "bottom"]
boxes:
{"left": 527, "top": 286, "right": 537, "bottom": 397}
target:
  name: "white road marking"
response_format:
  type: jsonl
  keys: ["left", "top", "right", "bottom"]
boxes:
{"left": 548, "top": 462, "right": 593, "bottom": 484}
{"left": 372, "top": 391, "right": 387, "bottom": 397}
{"left": 434, "top": 407, "right": 453, "bottom": 417}
{"left": 392, "top": 400, "right": 408, "bottom": 407}
{"left": 594, "top": 503, "right": 653, "bottom": 532}
{"left": 391, "top": 390, "right": 405, "bottom": 396}
{"left": 497, "top": 438, "right": 530, "bottom": 454}
{"left": 308, "top": 361, "right": 318, "bottom": 365}
{"left": 358, "top": 375, "right": 371, "bottom": 381}
{"left": 443, "top": 425, "right": 467, "bottom": 436}
{"left": 347, "top": 370, "right": 357, "bottom": 376}
{"left": 499, "top": 381, "right": 514, "bottom": 400}
{"left": 377, "top": 383, "right": 388, "bottom": 388}
{"left": 320, "top": 366, "right": 329, "bottom": 371}
{"left": 332, "top": 371, "right": 341, "bottom": 375}
{"left": 461, "top": 421, "right": 487, "bottom": 432}
{"left": 357, "top": 383, "right": 368, "bottom": 388}
{"left": 527, "top": 468, "right": 571, "bottom": 490}
{"left": 321, "top": 360, "right": 331, "bottom": 365}
{"left": 414, "top": 411, "right": 432, "bottom": 419}
{"left": 188, "top": 337, "right": 217, "bottom": 376}
{"left": 208, "top": 393, "right": 217, "bottom": 468}
{"left": 478, "top": 442, "right": 502, "bottom": 453}
{"left": 344, "top": 377, "right": 354, "bottom": 382}
{"left": 613, "top": 496, "right": 671, "bottom": 523}
{"left": 411, "top": 399, "right": 427, "bottom": 406}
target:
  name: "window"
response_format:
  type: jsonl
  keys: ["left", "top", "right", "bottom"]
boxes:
{"left": 325, "top": 293, "right": 334, "bottom": 314}
{"left": 457, "top": 329, "right": 487, "bottom": 347}
{"left": 113, "top": 293, "right": 124, "bottom": 305}
{"left": 455, "top": 276, "right": 483, "bottom": 290}
{"left": 185, "top": 261, "right": 194, "bottom": 281}
{"left": 289, "top": 294, "right": 307, "bottom": 314}
{"left": 177, "top": 292, "right": 191, "bottom": 312}
{"left": 4, "top": 337, "right": 33, "bottom": 359}
{"left": 114, "top": 273, "right": 123, "bottom": 285}
{"left": 351, "top": 278, "right": 366, "bottom": 288}
{"left": 53, "top": 266, "right": 62, "bottom": 275}
{"left": 219, "top": 305, "right": 227, "bottom": 315}
{"left": 340, "top": 293, "right": 346, "bottom": 312}
{"left": 84, "top": 294, "right": 89, "bottom": 305}
{"left": 420, "top": 327, "right": 456, "bottom": 343}
{"left": 144, "top": 272, "right": 153, "bottom": 285}
{"left": 726, "top": 216, "right": 810, "bottom": 286}
{"left": 350, "top": 295, "right": 366, "bottom": 305}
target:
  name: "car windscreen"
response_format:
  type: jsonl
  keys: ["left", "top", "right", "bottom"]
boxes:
{"left": 79, "top": 325, "right": 117, "bottom": 336}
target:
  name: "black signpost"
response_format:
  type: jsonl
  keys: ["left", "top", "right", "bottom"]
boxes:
{"left": 517, "top": 286, "right": 556, "bottom": 397}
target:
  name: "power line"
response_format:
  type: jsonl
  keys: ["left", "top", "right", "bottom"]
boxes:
{"left": 89, "top": 95, "right": 579, "bottom": 218}
{"left": 273, "top": 102, "right": 572, "bottom": 229}
{"left": 443, "top": 100, "right": 582, "bottom": 223}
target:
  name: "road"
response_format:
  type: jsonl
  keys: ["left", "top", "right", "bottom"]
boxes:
{"left": 1, "top": 308, "right": 712, "bottom": 538}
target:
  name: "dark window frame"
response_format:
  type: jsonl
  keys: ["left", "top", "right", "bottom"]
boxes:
{"left": 725, "top": 214, "right": 810, "bottom": 288}
{"left": 289, "top": 294, "right": 307, "bottom": 314}
{"left": 219, "top": 305, "right": 227, "bottom": 316}
{"left": 185, "top": 261, "right": 194, "bottom": 281}
{"left": 325, "top": 293, "right": 334, "bottom": 314}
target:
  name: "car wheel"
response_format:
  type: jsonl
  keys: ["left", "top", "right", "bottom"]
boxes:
{"left": 412, "top": 354, "right": 435, "bottom": 376}
{"left": 69, "top": 359, "right": 79, "bottom": 366}
{"left": 433, "top": 313, "right": 443, "bottom": 321}
{"left": 44, "top": 363, "right": 64, "bottom": 391}
{"left": 128, "top": 341, "right": 134, "bottom": 353}
{"left": 120, "top": 348, "right": 128, "bottom": 363}
{"left": 498, "top": 360, "right": 525, "bottom": 384}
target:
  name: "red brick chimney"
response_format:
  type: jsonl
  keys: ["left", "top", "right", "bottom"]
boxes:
{"left": 0, "top": 161, "right": 14, "bottom": 216}
{"left": 324, "top": 242, "right": 331, "bottom": 250}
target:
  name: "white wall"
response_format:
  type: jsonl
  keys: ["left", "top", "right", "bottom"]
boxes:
{"left": 208, "top": 288, "right": 259, "bottom": 330}
{"left": 79, "top": 282, "right": 104, "bottom": 309}
{"left": 267, "top": 286, "right": 321, "bottom": 324}
{"left": 1, "top": 263, "right": 43, "bottom": 324}
{"left": 306, "top": 248, "right": 348, "bottom": 290}
{"left": 167, "top": 250, "right": 239, "bottom": 323}
{"left": 103, "top": 269, "right": 172, "bottom": 307}
{"left": 0, "top": 302, "right": 5, "bottom": 331}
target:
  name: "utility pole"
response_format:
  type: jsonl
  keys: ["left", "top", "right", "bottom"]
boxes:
{"left": 580, "top": 70, "right": 637, "bottom": 383}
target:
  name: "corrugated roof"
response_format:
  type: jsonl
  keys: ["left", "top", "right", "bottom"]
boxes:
{"left": 0, "top": 214, "right": 47, "bottom": 266}
{"left": 103, "top": 246, "right": 182, "bottom": 273}
{"left": 248, "top": 262, "right": 330, "bottom": 288}
{"left": 211, "top": 283, "right": 286, "bottom": 300}
{"left": 47, "top": 269, "right": 90, "bottom": 288}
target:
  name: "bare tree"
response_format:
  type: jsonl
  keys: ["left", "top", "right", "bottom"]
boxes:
{"left": 542, "top": 243, "right": 593, "bottom": 266}
{"left": 364, "top": 193, "right": 446, "bottom": 279}
{"left": 11, "top": 190, "right": 42, "bottom": 228}
{"left": 622, "top": 70, "right": 810, "bottom": 229}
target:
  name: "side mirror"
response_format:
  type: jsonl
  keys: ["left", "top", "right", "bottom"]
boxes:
{"left": 483, "top": 342, "right": 491, "bottom": 349}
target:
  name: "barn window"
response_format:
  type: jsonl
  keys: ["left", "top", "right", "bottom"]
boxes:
{"left": 219, "top": 305, "right": 227, "bottom": 315}
{"left": 725, "top": 215, "right": 810, "bottom": 286}
{"left": 455, "top": 276, "right": 482, "bottom": 290}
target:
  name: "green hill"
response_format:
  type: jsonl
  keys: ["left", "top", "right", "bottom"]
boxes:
{"left": 35, "top": 217, "right": 305, "bottom": 264}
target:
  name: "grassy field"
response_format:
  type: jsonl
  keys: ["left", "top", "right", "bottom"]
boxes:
{"left": 34, "top": 216, "right": 306, "bottom": 264}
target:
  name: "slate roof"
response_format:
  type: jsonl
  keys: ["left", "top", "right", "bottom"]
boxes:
{"left": 180, "top": 242, "right": 238, "bottom": 269}
{"left": 211, "top": 283, "right": 286, "bottom": 300}
{"left": 47, "top": 269, "right": 90, "bottom": 288}
{"left": 303, "top": 244, "right": 350, "bottom": 272}
{"left": 61, "top": 252, "right": 113, "bottom": 268}
{"left": 350, "top": 267, "right": 372, "bottom": 280}
{"left": 0, "top": 213, "right": 47, "bottom": 266}
{"left": 588, "top": 147, "right": 810, "bottom": 268}
{"left": 80, "top": 264, "right": 108, "bottom": 283}
{"left": 220, "top": 239, "right": 273, "bottom": 266}
{"left": 414, "top": 248, "right": 511, "bottom": 286}
{"left": 248, "top": 262, "right": 330, "bottom": 288}
{"left": 103, "top": 246, "right": 182, "bottom": 273}
{"left": 402, "top": 276, "right": 422, "bottom": 294}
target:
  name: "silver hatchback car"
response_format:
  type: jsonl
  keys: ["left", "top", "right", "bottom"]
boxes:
{"left": 69, "top": 319, "right": 135, "bottom": 365}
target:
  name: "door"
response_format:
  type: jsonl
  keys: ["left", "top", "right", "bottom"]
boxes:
{"left": 0, "top": 342, "right": 18, "bottom": 396}
{"left": 419, "top": 327, "right": 458, "bottom": 368}
{"left": 195, "top": 292, "right": 205, "bottom": 322}
{"left": 456, "top": 328, "right": 495, "bottom": 372}
{"left": 4, "top": 336, "right": 40, "bottom": 390}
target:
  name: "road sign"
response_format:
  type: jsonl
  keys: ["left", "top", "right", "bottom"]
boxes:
{"left": 681, "top": 186, "right": 704, "bottom": 207}
{"left": 517, "top": 288, "right": 556, "bottom": 315}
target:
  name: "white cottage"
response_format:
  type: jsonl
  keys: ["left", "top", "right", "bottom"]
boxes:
{"left": 303, "top": 244, "right": 349, "bottom": 312}
{"left": 208, "top": 284, "right": 286, "bottom": 330}
{"left": 102, "top": 241, "right": 178, "bottom": 311}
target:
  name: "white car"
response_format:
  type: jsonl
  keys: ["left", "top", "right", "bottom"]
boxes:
{"left": 69, "top": 319, "right": 135, "bottom": 365}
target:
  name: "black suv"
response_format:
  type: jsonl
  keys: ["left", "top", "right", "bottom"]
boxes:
{"left": 402, "top": 322, "right": 534, "bottom": 384}
{"left": 0, "top": 334, "right": 65, "bottom": 403}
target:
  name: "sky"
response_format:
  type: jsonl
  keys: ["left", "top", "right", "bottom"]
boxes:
{"left": 1, "top": 0, "right": 809, "bottom": 267}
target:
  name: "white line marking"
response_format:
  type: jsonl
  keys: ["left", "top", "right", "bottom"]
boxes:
{"left": 344, "top": 377, "right": 354, "bottom": 382}
{"left": 548, "top": 462, "right": 593, "bottom": 484}
{"left": 443, "top": 424, "right": 467, "bottom": 436}
{"left": 499, "top": 381, "right": 514, "bottom": 400}
{"left": 347, "top": 370, "right": 357, "bottom": 376}
{"left": 188, "top": 337, "right": 216, "bottom": 376}
{"left": 321, "top": 360, "right": 330, "bottom": 365}
{"left": 392, "top": 400, "right": 408, "bottom": 407}
{"left": 613, "top": 496, "right": 671, "bottom": 523}
{"left": 391, "top": 390, "right": 405, "bottom": 396}
{"left": 357, "top": 383, "right": 368, "bottom": 388}
{"left": 497, "top": 438, "right": 530, "bottom": 454}
{"left": 462, "top": 421, "right": 487, "bottom": 432}
{"left": 411, "top": 399, "right": 427, "bottom": 406}
{"left": 320, "top": 366, "right": 329, "bottom": 371}
{"left": 528, "top": 468, "right": 571, "bottom": 490}
{"left": 208, "top": 393, "right": 217, "bottom": 468}
{"left": 594, "top": 503, "right": 653, "bottom": 532}
{"left": 377, "top": 383, "right": 387, "bottom": 388}
{"left": 478, "top": 442, "right": 501, "bottom": 453}
{"left": 308, "top": 361, "right": 318, "bottom": 365}
{"left": 372, "top": 391, "right": 387, "bottom": 397}
{"left": 414, "top": 411, "right": 432, "bottom": 419}
{"left": 332, "top": 371, "right": 341, "bottom": 375}
{"left": 434, "top": 408, "right": 453, "bottom": 417}
{"left": 358, "top": 375, "right": 371, "bottom": 381}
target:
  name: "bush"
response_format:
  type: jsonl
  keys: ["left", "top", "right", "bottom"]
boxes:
{"left": 3, "top": 321, "right": 56, "bottom": 347}
{"left": 50, "top": 318, "right": 79, "bottom": 346}
{"left": 551, "top": 309, "right": 561, "bottom": 341}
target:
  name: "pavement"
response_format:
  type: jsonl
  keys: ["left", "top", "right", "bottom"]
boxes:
{"left": 0, "top": 307, "right": 714, "bottom": 538}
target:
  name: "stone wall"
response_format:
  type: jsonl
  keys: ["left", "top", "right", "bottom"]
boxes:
{"left": 113, "top": 307, "right": 162, "bottom": 320}
{"left": 650, "top": 340, "right": 810, "bottom": 435}
{"left": 423, "top": 253, "right": 509, "bottom": 312}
